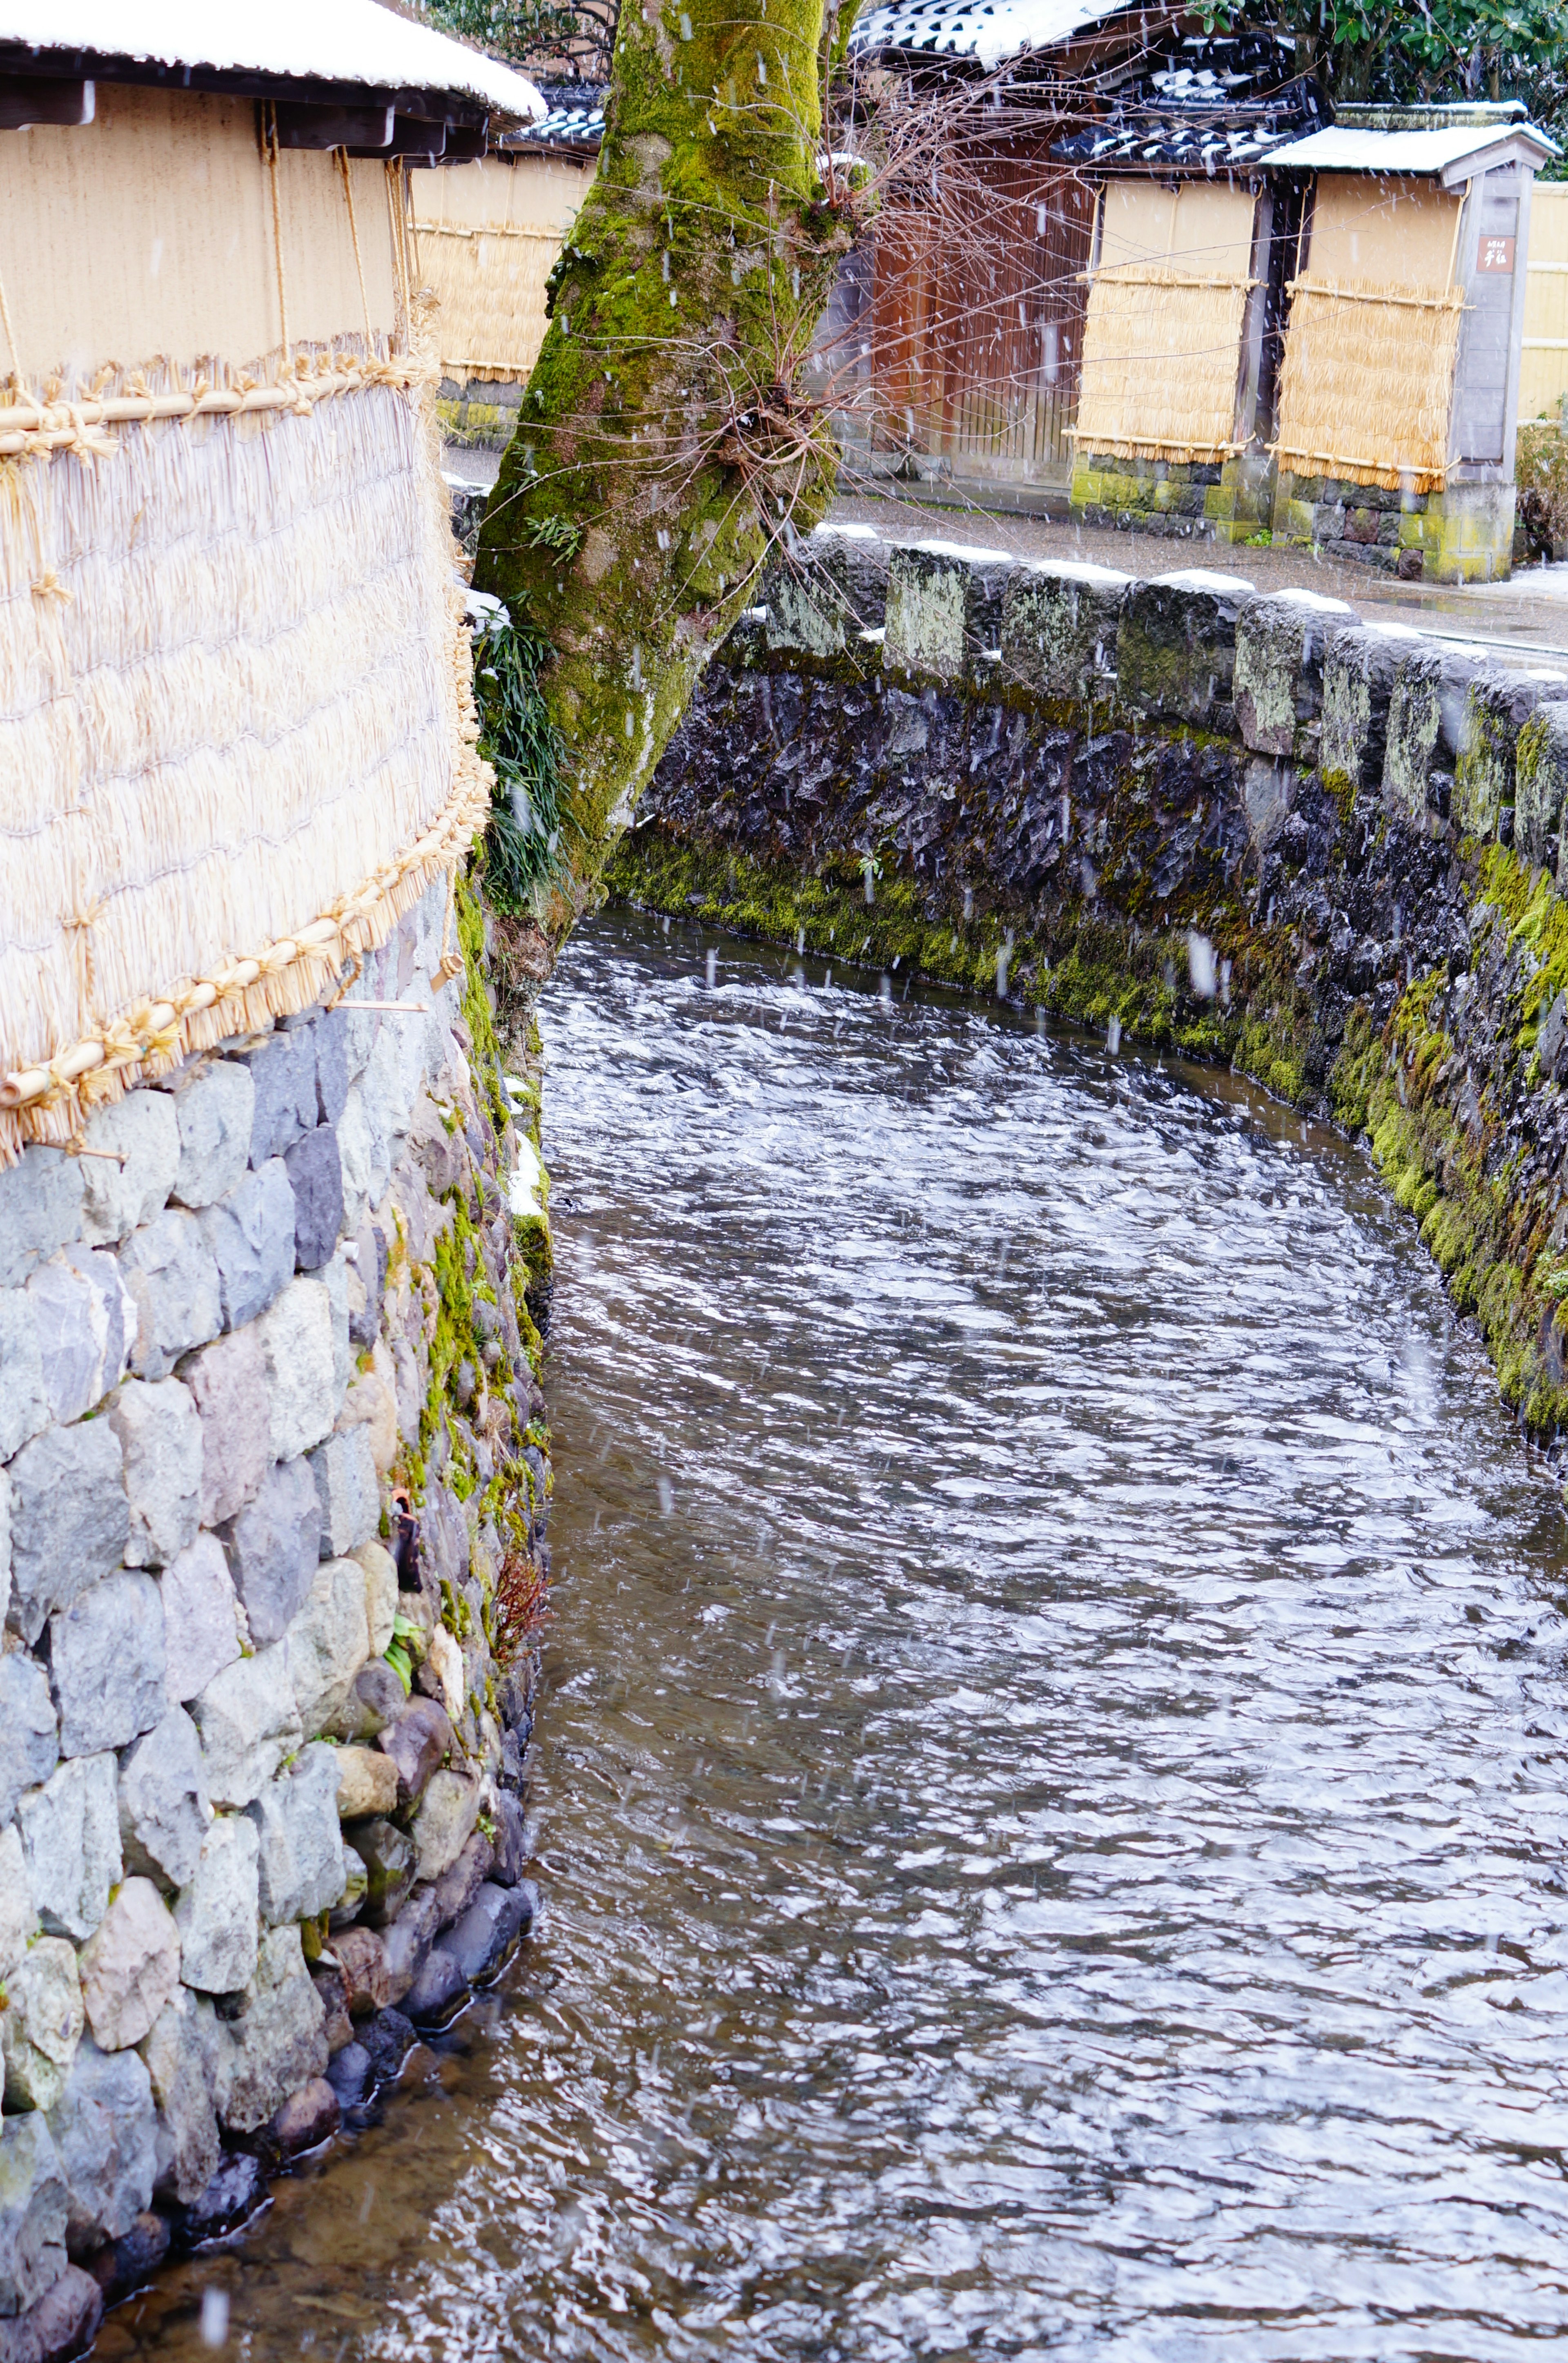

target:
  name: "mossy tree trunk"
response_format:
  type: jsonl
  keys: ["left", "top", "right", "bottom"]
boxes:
{"left": 471, "top": 0, "right": 859, "bottom": 950}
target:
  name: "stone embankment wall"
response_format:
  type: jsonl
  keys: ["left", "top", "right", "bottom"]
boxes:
{"left": 612, "top": 524, "right": 1568, "bottom": 1437}
{"left": 0, "top": 874, "right": 550, "bottom": 2361}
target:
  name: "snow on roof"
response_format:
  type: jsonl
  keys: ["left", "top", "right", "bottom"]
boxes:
{"left": 1268, "top": 121, "right": 1559, "bottom": 183}
{"left": 0, "top": 0, "right": 546, "bottom": 121}
{"left": 849, "top": 0, "right": 1124, "bottom": 71}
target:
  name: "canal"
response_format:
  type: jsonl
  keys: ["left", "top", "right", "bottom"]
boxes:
{"left": 105, "top": 907, "right": 1568, "bottom": 2361}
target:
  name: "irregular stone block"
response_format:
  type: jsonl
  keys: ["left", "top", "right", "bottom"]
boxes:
{"left": 1232, "top": 588, "right": 1359, "bottom": 760}
{"left": 77, "top": 1091, "right": 181, "bottom": 1251}
{"left": 490, "top": 1792, "right": 529, "bottom": 1888}
{"left": 378, "top": 1696, "right": 452, "bottom": 1807}
{"left": 309, "top": 1428, "right": 379, "bottom": 1560}
{"left": 404, "top": 1945, "right": 467, "bottom": 2031}
{"left": 311, "top": 1962, "right": 353, "bottom": 2052}
{"left": 1381, "top": 641, "right": 1486, "bottom": 824}
{"left": 78, "top": 1883, "right": 181, "bottom": 2055}
{"left": 345, "top": 1659, "right": 405, "bottom": 1741}
{"left": 1454, "top": 667, "right": 1568, "bottom": 840}
{"left": 183, "top": 1326, "right": 270, "bottom": 1529}
{"left": 345, "top": 1817, "right": 414, "bottom": 1927}
{"left": 158, "top": 1536, "right": 241, "bottom": 1709}
{"left": 432, "top": 1832, "right": 492, "bottom": 1930}
{"left": 174, "top": 1815, "right": 260, "bottom": 1994}
{"left": 1517, "top": 701, "right": 1568, "bottom": 869}
{"left": 0, "top": 1289, "right": 49, "bottom": 1464}
{"left": 442, "top": 1880, "right": 534, "bottom": 1986}
{"left": 379, "top": 1898, "right": 441, "bottom": 2012}
{"left": 17, "top": 2260, "right": 103, "bottom": 2359}
{"left": 883, "top": 539, "right": 1013, "bottom": 682}
{"left": 180, "top": 2151, "right": 265, "bottom": 2241}
{"left": 118, "top": 1708, "right": 210, "bottom": 1891}
{"left": 165, "top": 1061, "right": 254, "bottom": 1211}
{"left": 239, "top": 1026, "right": 316, "bottom": 1169}
{"left": 49, "top": 1572, "right": 166, "bottom": 1759}
{"left": 0, "top": 1655, "right": 59, "bottom": 1830}
{"left": 1321, "top": 622, "right": 1420, "bottom": 797}
{"left": 285, "top": 1126, "right": 344, "bottom": 1273}
{"left": 108, "top": 1378, "right": 202, "bottom": 1569}
{"left": 315, "top": 1012, "right": 350, "bottom": 1127}
{"left": 86, "top": 2207, "right": 168, "bottom": 2305}
{"left": 219, "top": 1925, "right": 327, "bottom": 2134}
{"left": 0, "top": 2116, "right": 68, "bottom": 2317}
{"left": 331, "top": 1928, "right": 390, "bottom": 2019}
{"left": 1242, "top": 756, "right": 1295, "bottom": 854}
{"left": 1115, "top": 569, "right": 1255, "bottom": 727}
{"left": 410, "top": 1769, "right": 480, "bottom": 1886}
{"left": 45, "top": 2037, "right": 157, "bottom": 2251}
{"left": 189, "top": 1645, "right": 302, "bottom": 1811}
{"left": 258, "top": 1277, "right": 338, "bottom": 1462}
{"left": 0, "top": 1150, "right": 85, "bottom": 1293}
{"left": 0, "top": 1826, "right": 36, "bottom": 1974}
{"left": 7, "top": 1419, "right": 128, "bottom": 1646}
{"left": 197, "top": 1159, "right": 295, "bottom": 1331}
{"left": 284, "top": 1556, "right": 371, "bottom": 1738}
{"left": 763, "top": 524, "right": 890, "bottom": 656}
{"left": 247, "top": 1744, "right": 345, "bottom": 1925}
{"left": 353, "top": 1541, "right": 398, "bottom": 1656}
{"left": 17, "top": 1756, "right": 121, "bottom": 1941}
{"left": 322, "top": 1246, "right": 354, "bottom": 1402}
{"left": 221, "top": 1455, "right": 319, "bottom": 1645}
{"left": 424, "top": 1627, "right": 466, "bottom": 1725}
{"left": 1, "top": 1939, "right": 84, "bottom": 2113}
{"left": 325, "top": 2041, "right": 370, "bottom": 2107}
{"left": 118, "top": 1210, "right": 222, "bottom": 1382}
{"left": 25, "top": 1251, "right": 134, "bottom": 1426}
{"left": 999, "top": 559, "right": 1128, "bottom": 701}
{"left": 335, "top": 1746, "right": 399, "bottom": 1821}
{"left": 138, "top": 1990, "right": 229, "bottom": 2205}
{"left": 271, "top": 2075, "right": 339, "bottom": 2157}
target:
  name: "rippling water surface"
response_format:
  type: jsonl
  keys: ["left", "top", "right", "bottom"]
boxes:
{"left": 114, "top": 908, "right": 1568, "bottom": 2363}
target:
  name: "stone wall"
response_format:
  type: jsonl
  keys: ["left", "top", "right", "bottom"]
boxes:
{"left": 1069, "top": 452, "right": 1518, "bottom": 584}
{"left": 610, "top": 522, "right": 1568, "bottom": 1438}
{"left": 0, "top": 874, "right": 551, "bottom": 2359}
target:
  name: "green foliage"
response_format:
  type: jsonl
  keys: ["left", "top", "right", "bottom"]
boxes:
{"left": 521, "top": 513, "right": 586, "bottom": 559}
{"left": 1516, "top": 419, "right": 1568, "bottom": 560}
{"left": 413, "top": 0, "right": 584, "bottom": 67}
{"left": 1203, "top": 0, "right": 1565, "bottom": 105}
{"left": 472, "top": 613, "right": 569, "bottom": 914}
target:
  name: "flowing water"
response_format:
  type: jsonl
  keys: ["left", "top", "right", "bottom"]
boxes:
{"left": 108, "top": 908, "right": 1568, "bottom": 2363}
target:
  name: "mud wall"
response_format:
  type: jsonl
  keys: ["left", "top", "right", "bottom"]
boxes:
{"left": 611, "top": 524, "right": 1568, "bottom": 1438}
{"left": 0, "top": 874, "right": 550, "bottom": 2357}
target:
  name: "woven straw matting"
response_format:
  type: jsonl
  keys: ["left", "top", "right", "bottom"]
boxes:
{"left": 0, "top": 364, "right": 489, "bottom": 1163}
{"left": 1272, "top": 276, "right": 1463, "bottom": 493}
{"left": 1070, "top": 268, "right": 1252, "bottom": 464}
{"left": 414, "top": 218, "right": 560, "bottom": 383}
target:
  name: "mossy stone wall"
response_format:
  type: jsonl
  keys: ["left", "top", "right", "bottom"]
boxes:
{"left": 609, "top": 526, "right": 1568, "bottom": 1436}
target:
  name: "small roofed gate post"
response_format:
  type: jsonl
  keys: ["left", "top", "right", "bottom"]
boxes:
{"left": 1266, "top": 109, "right": 1555, "bottom": 585}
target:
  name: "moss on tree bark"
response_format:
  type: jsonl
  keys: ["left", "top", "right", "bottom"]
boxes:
{"left": 472, "top": 0, "right": 859, "bottom": 947}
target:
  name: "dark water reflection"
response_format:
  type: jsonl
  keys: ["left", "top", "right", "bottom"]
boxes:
{"left": 112, "top": 909, "right": 1568, "bottom": 2361}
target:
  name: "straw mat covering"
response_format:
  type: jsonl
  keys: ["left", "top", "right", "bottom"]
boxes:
{"left": 1272, "top": 276, "right": 1463, "bottom": 493}
{"left": 414, "top": 218, "right": 562, "bottom": 382}
{"left": 0, "top": 367, "right": 490, "bottom": 1161}
{"left": 1070, "top": 268, "right": 1252, "bottom": 462}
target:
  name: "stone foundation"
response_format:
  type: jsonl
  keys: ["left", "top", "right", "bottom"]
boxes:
{"left": 437, "top": 376, "right": 527, "bottom": 450}
{"left": 611, "top": 525, "right": 1568, "bottom": 1436}
{"left": 1070, "top": 450, "right": 1518, "bottom": 583}
{"left": 0, "top": 873, "right": 551, "bottom": 2353}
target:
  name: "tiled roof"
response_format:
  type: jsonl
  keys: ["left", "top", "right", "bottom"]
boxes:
{"left": 848, "top": 0, "right": 1123, "bottom": 71}
{"left": 501, "top": 82, "right": 603, "bottom": 150}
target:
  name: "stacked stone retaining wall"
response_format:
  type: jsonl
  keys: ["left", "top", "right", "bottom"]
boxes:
{"left": 611, "top": 522, "right": 1568, "bottom": 1440}
{"left": 0, "top": 873, "right": 551, "bottom": 2359}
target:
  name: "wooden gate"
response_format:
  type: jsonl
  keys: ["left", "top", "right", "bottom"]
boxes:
{"left": 869, "top": 146, "right": 1094, "bottom": 486}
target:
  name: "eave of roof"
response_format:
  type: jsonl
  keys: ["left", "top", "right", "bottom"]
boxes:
{"left": 1267, "top": 120, "right": 1559, "bottom": 184}
{"left": 0, "top": 0, "right": 545, "bottom": 125}
{"left": 848, "top": 0, "right": 1135, "bottom": 73}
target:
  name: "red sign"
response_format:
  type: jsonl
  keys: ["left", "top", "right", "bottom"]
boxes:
{"left": 1477, "top": 235, "right": 1517, "bottom": 273}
